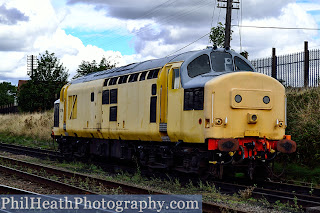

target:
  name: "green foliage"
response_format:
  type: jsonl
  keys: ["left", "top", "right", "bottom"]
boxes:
{"left": 32, "top": 51, "right": 69, "bottom": 82}
{"left": 286, "top": 87, "right": 320, "bottom": 167}
{"left": 17, "top": 50, "right": 69, "bottom": 112}
{"left": 240, "top": 51, "right": 249, "bottom": 59}
{"left": 209, "top": 22, "right": 226, "bottom": 47}
{"left": 209, "top": 22, "right": 234, "bottom": 48}
{"left": 0, "top": 82, "right": 17, "bottom": 106}
{"left": 73, "top": 57, "right": 116, "bottom": 79}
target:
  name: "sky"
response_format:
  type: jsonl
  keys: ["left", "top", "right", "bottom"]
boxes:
{"left": 0, "top": 0, "right": 319, "bottom": 85}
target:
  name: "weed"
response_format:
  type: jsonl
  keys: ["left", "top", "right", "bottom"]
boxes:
{"left": 310, "top": 183, "right": 314, "bottom": 195}
{"left": 238, "top": 186, "right": 255, "bottom": 200}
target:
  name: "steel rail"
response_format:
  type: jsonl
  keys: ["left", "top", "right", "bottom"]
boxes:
{"left": 212, "top": 180, "right": 320, "bottom": 208}
{"left": 0, "top": 143, "right": 61, "bottom": 159}
{"left": 0, "top": 184, "right": 39, "bottom": 195}
{"left": 0, "top": 164, "right": 96, "bottom": 195}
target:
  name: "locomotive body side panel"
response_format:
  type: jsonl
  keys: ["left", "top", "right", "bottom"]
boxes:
{"left": 64, "top": 79, "right": 104, "bottom": 138}
{"left": 108, "top": 77, "right": 161, "bottom": 141}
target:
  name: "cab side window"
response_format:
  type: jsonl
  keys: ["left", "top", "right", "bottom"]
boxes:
{"left": 172, "top": 68, "right": 180, "bottom": 89}
{"left": 234, "top": 56, "right": 253, "bottom": 71}
{"left": 187, "top": 54, "right": 211, "bottom": 78}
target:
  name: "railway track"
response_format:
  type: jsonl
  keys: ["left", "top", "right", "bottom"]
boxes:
{"left": 211, "top": 180, "right": 320, "bottom": 208}
{"left": 0, "top": 154, "right": 246, "bottom": 213}
{"left": 0, "top": 143, "right": 62, "bottom": 160}
{"left": 0, "top": 142, "right": 319, "bottom": 211}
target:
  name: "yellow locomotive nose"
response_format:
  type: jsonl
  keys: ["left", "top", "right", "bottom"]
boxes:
{"left": 204, "top": 71, "right": 286, "bottom": 141}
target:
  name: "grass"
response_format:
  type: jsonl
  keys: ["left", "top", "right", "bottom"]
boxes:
{"left": 0, "top": 111, "right": 55, "bottom": 149}
{"left": 275, "top": 162, "right": 320, "bottom": 186}
{"left": 0, "top": 111, "right": 53, "bottom": 141}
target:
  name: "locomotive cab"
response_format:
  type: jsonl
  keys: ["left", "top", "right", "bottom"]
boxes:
{"left": 174, "top": 48, "right": 296, "bottom": 178}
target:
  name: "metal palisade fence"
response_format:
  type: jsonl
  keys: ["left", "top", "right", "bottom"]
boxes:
{"left": 250, "top": 42, "right": 320, "bottom": 87}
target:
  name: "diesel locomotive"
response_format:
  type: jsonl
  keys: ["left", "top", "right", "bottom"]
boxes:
{"left": 52, "top": 47, "right": 296, "bottom": 179}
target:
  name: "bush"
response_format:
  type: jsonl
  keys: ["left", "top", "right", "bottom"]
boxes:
{"left": 286, "top": 87, "right": 320, "bottom": 167}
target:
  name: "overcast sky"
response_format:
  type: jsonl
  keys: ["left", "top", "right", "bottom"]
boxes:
{"left": 0, "top": 0, "right": 319, "bottom": 85}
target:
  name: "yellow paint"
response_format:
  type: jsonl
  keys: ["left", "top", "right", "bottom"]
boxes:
{"left": 209, "top": 161, "right": 217, "bottom": 165}
{"left": 244, "top": 130, "right": 260, "bottom": 137}
{"left": 53, "top": 68, "right": 286, "bottom": 145}
{"left": 204, "top": 72, "right": 286, "bottom": 140}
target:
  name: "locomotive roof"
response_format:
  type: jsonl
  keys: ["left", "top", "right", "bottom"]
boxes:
{"left": 70, "top": 47, "right": 255, "bottom": 89}
{"left": 71, "top": 50, "right": 198, "bottom": 84}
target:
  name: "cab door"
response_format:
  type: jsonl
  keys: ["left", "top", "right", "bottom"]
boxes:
{"left": 158, "top": 62, "right": 183, "bottom": 142}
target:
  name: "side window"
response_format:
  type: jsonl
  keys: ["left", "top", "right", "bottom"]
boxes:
{"left": 148, "top": 69, "right": 160, "bottom": 79}
{"left": 109, "top": 89, "right": 118, "bottom": 121}
{"left": 91, "top": 92, "right": 94, "bottom": 102}
{"left": 53, "top": 103, "right": 59, "bottom": 127}
{"left": 109, "top": 77, "right": 118, "bottom": 85}
{"left": 152, "top": 69, "right": 159, "bottom": 78}
{"left": 118, "top": 75, "right": 129, "bottom": 84}
{"left": 147, "top": 70, "right": 154, "bottom": 79}
{"left": 103, "top": 79, "right": 109, "bottom": 87}
{"left": 234, "top": 57, "right": 253, "bottom": 71}
{"left": 151, "top": 84, "right": 157, "bottom": 95}
{"left": 110, "top": 106, "right": 117, "bottom": 121}
{"left": 110, "top": 89, "right": 118, "bottom": 104}
{"left": 172, "top": 68, "right": 180, "bottom": 89}
{"left": 184, "top": 88, "right": 204, "bottom": 110}
{"left": 139, "top": 71, "right": 148, "bottom": 81}
{"left": 119, "top": 76, "right": 124, "bottom": 84}
{"left": 128, "top": 73, "right": 139, "bottom": 82}
{"left": 150, "top": 97, "right": 157, "bottom": 123}
{"left": 102, "top": 90, "right": 109, "bottom": 104}
{"left": 187, "top": 54, "right": 211, "bottom": 78}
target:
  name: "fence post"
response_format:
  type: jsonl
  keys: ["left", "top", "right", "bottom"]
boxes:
{"left": 304, "top": 41, "right": 309, "bottom": 87}
{"left": 272, "top": 48, "right": 277, "bottom": 79}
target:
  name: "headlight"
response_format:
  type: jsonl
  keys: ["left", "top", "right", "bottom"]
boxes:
{"left": 235, "top": 94, "right": 242, "bottom": 103}
{"left": 251, "top": 114, "right": 257, "bottom": 121}
{"left": 263, "top": 96, "right": 270, "bottom": 104}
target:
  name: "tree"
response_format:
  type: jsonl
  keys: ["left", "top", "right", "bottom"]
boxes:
{"left": 0, "top": 82, "right": 17, "bottom": 106}
{"left": 18, "top": 51, "right": 69, "bottom": 112}
{"left": 209, "top": 23, "right": 250, "bottom": 59}
{"left": 240, "top": 51, "right": 249, "bottom": 59}
{"left": 73, "top": 57, "right": 116, "bottom": 79}
{"left": 32, "top": 51, "right": 69, "bottom": 82}
{"left": 209, "top": 22, "right": 233, "bottom": 48}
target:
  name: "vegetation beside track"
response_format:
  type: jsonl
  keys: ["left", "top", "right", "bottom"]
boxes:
{"left": 0, "top": 110, "right": 55, "bottom": 149}
{"left": 286, "top": 87, "right": 320, "bottom": 168}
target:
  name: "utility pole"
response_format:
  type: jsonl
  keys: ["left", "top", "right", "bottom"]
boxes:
{"left": 217, "top": 0, "right": 239, "bottom": 49}
{"left": 27, "top": 55, "right": 38, "bottom": 78}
